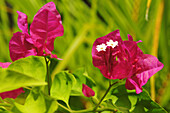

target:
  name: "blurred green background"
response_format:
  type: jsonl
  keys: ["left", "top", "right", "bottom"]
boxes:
{"left": 0, "top": 0, "right": 169, "bottom": 112}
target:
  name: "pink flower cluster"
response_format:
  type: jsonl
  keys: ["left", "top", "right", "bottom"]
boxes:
{"left": 92, "top": 30, "right": 164, "bottom": 94}
{"left": 9, "top": 2, "right": 64, "bottom": 61}
{"left": 0, "top": 2, "right": 63, "bottom": 99}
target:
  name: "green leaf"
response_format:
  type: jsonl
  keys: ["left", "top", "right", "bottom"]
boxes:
{"left": 71, "top": 68, "right": 96, "bottom": 96}
{"left": 0, "top": 56, "right": 47, "bottom": 93}
{"left": 13, "top": 91, "right": 46, "bottom": 113}
{"left": 46, "top": 100, "right": 58, "bottom": 113}
{"left": 12, "top": 90, "right": 58, "bottom": 113}
{"left": 107, "top": 85, "right": 167, "bottom": 113}
{"left": 50, "top": 71, "right": 76, "bottom": 105}
{"left": 107, "top": 85, "right": 131, "bottom": 113}
{"left": 0, "top": 69, "right": 46, "bottom": 93}
{"left": 8, "top": 56, "right": 46, "bottom": 81}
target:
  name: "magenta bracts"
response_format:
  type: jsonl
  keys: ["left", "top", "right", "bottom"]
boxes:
{"left": 9, "top": 2, "right": 64, "bottom": 61}
{"left": 82, "top": 84, "right": 95, "bottom": 97}
{"left": 0, "top": 2, "right": 63, "bottom": 99}
{"left": 92, "top": 30, "right": 164, "bottom": 94}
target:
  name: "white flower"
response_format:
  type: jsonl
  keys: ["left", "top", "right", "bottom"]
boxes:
{"left": 96, "top": 43, "right": 107, "bottom": 52}
{"left": 106, "top": 40, "right": 118, "bottom": 48}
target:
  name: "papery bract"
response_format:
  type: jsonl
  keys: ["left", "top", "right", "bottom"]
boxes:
{"left": 9, "top": 11, "right": 37, "bottom": 61}
{"left": 0, "top": 62, "right": 11, "bottom": 68}
{"left": 17, "top": 11, "right": 28, "bottom": 33}
{"left": 123, "top": 36, "right": 164, "bottom": 94}
{"left": 30, "top": 2, "right": 64, "bottom": 59}
{"left": 35, "top": 2, "right": 62, "bottom": 24}
{"left": 0, "top": 63, "right": 24, "bottom": 99}
{"left": 0, "top": 88, "right": 24, "bottom": 99}
{"left": 82, "top": 84, "right": 95, "bottom": 97}
{"left": 125, "top": 54, "right": 164, "bottom": 94}
{"left": 9, "top": 32, "right": 37, "bottom": 61}
{"left": 30, "top": 9, "right": 64, "bottom": 59}
{"left": 9, "top": 2, "right": 64, "bottom": 61}
{"left": 92, "top": 30, "right": 164, "bottom": 94}
{"left": 92, "top": 30, "right": 133, "bottom": 80}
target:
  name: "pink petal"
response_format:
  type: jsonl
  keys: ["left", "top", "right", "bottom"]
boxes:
{"left": 17, "top": 11, "right": 28, "bottom": 33}
{"left": 127, "top": 34, "right": 133, "bottom": 41}
{"left": 125, "top": 54, "right": 164, "bottom": 94}
{"left": 30, "top": 9, "right": 64, "bottom": 56}
{"left": 92, "top": 30, "right": 132, "bottom": 79}
{"left": 136, "top": 40, "right": 142, "bottom": 43}
{"left": 125, "top": 77, "right": 142, "bottom": 94}
{"left": 0, "top": 88, "right": 24, "bottom": 99}
{"left": 0, "top": 62, "right": 11, "bottom": 68}
{"left": 82, "top": 84, "right": 95, "bottom": 97}
{"left": 9, "top": 32, "right": 37, "bottom": 61}
{"left": 136, "top": 54, "right": 164, "bottom": 86}
{"left": 35, "top": 2, "right": 62, "bottom": 24}
{"left": 92, "top": 30, "right": 123, "bottom": 62}
{"left": 123, "top": 40, "right": 143, "bottom": 61}
{"left": 92, "top": 30, "right": 123, "bottom": 56}
{"left": 111, "top": 61, "right": 133, "bottom": 79}
{"left": 127, "top": 34, "right": 142, "bottom": 43}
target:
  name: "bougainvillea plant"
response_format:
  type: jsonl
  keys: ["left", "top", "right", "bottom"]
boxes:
{"left": 92, "top": 30, "right": 164, "bottom": 94}
{"left": 0, "top": 2, "right": 167, "bottom": 113}
{"left": 9, "top": 2, "right": 64, "bottom": 61}
{"left": 0, "top": 2, "right": 63, "bottom": 100}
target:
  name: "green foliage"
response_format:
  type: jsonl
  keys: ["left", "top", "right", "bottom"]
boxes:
{"left": 106, "top": 85, "right": 167, "bottom": 113}
{"left": 71, "top": 68, "right": 96, "bottom": 96}
{"left": 8, "top": 56, "right": 46, "bottom": 81}
{"left": 51, "top": 68, "right": 95, "bottom": 105}
{"left": 0, "top": 58, "right": 168, "bottom": 113}
{"left": 0, "top": 56, "right": 47, "bottom": 93}
{"left": 0, "top": 69, "right": 46, "bottom": 93}
{"left": 0, "top": 56, "right": 46, "bottom": 92}
{"left": 51, "top": 71, "right": 76, "bottom": 105}
{"left": 14, "top": 91, "right": 46, "bottom": 113}
{"left": 12, "top": 90, "right": 58, "bottom": 113}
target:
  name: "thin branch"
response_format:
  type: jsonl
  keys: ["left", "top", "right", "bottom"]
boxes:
{"left": 93, "top": 80, "right": 121, "bottom": 111}
{"left": 45, "top": 57, "right": 51, "bottom": 95}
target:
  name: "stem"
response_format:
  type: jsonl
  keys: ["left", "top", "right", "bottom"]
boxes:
{"left": 72, "top": 108, "right": 117, "bottom": 113}
{"left": 93, "top": 81, "right": 120, "bottom": 111}
{"left": 96, "top": 107, "right": 117, "bottom": 113}
{"left": 53, "top": 93, "right": 118, "bottom": 113}
{"left": 45, "top": 57, "right": 51, "bottom": 95}
{"left": 57, "top": 104, "right": 117, "bottom": 113}
{"left": 109, "top": 79, "right": 112, "bottom": 86}
{"left": 71, "top": 108, "right": 93, "bottom": 113}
